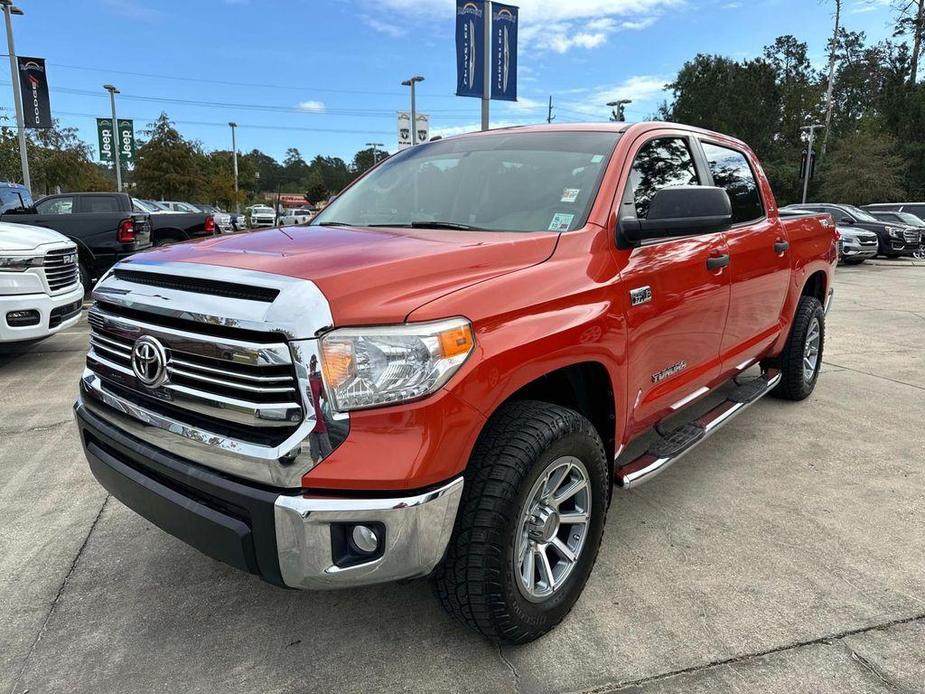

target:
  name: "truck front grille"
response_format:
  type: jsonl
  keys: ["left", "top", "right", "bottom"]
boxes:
{"left": 43, "top": 246, "right": 79, "bottom": 292}
{"left": 904, "top": 229, "right": 920, "bottom": 244}
{"left": 86, "top": 302, "right": 303, "bottom": 443}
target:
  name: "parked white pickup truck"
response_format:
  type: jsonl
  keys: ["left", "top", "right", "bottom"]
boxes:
{"left": 0, "top": 221, "right": 83, "bottom": 344}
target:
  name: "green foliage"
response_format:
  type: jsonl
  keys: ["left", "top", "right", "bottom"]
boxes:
{"left": 133, "top": 113, "right": 205, "bottom": 200}
{"left": 661, "top": 19, "right": 925, "bottom": 205}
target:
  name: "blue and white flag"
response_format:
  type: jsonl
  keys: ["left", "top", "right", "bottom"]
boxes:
{"left": 455, "top": 0, "right": 485, "bottom": 99}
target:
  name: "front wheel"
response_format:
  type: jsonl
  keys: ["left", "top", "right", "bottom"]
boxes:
{"left": 433, "top": 400, "right": 609, "bottom": 644}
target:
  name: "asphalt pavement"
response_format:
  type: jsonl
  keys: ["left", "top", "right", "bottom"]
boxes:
{"left": 1, "top": 258, "right": 923, "bottom": 694}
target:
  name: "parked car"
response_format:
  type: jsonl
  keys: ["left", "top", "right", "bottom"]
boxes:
{"left": 784, "top": 202, "right": 921, "bottom": 258}
{"left": 193, "top": 204, "right": 233, "bottom": 233}
{"left": 836, "top": 225, "right": 879, "bottom": 264}
{"left": 279, "top": 208, "right": 315, "bottom": 226}
{"left": 159, "top": 200, "right": 201, "bottom": 213}
{"left": 131, "top": 198, "right": 217, "bottom": 246}
{"left": 247, "top": 205, "right": 276, "bottom": 228}
{"left": 0, "top": 188, "right": 151, "bottom": 289}
{"left": 0, "top": 220, "right": 83, "bottom": 344}
{"left": 75, "top": 122, "right": 837, "bottom": 644}
{"left": 865, "top": 209, "right": 925, "bottom": 230}
{"left": 229, "top": 212, "right": 247, "bottom": 232}
{"left": 863, "top": 202, "right": 925, "bottom": 222}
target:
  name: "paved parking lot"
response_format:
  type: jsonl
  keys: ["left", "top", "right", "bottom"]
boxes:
{"left": 2, "top": 259, "right": 924, "bottom": 694}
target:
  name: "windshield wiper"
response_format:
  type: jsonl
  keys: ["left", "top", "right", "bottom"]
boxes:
{"left": 409, "top": 221, "right": 484, "bottom": 231}
{"left": 315, "top": 221, "right": 354, "bottom": 227}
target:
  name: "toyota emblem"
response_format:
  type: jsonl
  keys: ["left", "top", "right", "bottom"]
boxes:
{"left": 131, "top": 336, "right": 168, "bottom": 388}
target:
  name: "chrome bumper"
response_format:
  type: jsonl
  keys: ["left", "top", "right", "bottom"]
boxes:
{"left": 274, "top": 478, "right": 463, "bottom": 589}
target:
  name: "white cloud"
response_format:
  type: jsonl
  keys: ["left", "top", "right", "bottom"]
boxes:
{"left": 559, "top": 75, "right": 670, "bottom": 118}
{"left": 361, "top": 0, "right": 679, "bottom": 52}
{"left": 850, "top": 0, "right": 890, "bottom": 13}
{"left": 361, "top": 15, "right": 406, "bottom": 37}
{"left": 430, "top": 120, "right": 534, "bottom": 138}
{"left": 297, "top": 100, "right": 327, "bottom": 113}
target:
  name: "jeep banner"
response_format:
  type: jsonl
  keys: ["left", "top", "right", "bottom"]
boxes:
{"left": 97, "top": 118, "right": 136, "bottom": 163}
{"left": 490, "top": 3, "right": 518, "bottom": 101}
{"left": 455, "top": 0, "right": 485, "bottom": 99}
{"left": 17, "top": 57, "right": 52, "bottom": 129}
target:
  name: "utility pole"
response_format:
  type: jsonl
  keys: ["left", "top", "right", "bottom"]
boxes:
{"left": 103, "top": 84, "right": 122, "bottom": 192}
{"left": 547, "top": 96, "right": 555, "bottom": 124}
{"left": 607, "top": 99, "right": 632, "bottom": 122}
{"left": 229, "top": 121, "right": 239, "bottom": 214}
{"left": 2, "top": 0, "right": 30, "bottom": 192}
{"left": 801, "top": 124, "right": 825, "bottom": 204}
{"left": 366, "top": 142, "right": 384, "bottom": 165}
{"left": 401, "top": 75, "right": 425, "bottom": 145}
{"left": 481, "top": 0, "right": 492, "bottom": 131}
{"left": 822, "top": 0, "right": 842, "bottom": 155}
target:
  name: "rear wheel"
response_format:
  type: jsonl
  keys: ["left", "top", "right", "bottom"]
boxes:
{"left": 770, "top": 295, "right": 825, "bottom": 401}
{"left": 433, "top": 400, "right": 609, "bottom": 644}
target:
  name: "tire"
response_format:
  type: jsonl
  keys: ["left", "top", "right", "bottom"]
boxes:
{"left": 433, "top": 400, "right": 609, "bottom": 644}
{"left": 154, "top": 235, "right": 182, "bottom": 247}
{"left": 770, "top": 295, "right": 825, "bottom": 401}
{"left": 78, "top": 261, "right": 92, "bottom": 296}
{"left": 842, "top": 258, "right": 865, "bottom": 265}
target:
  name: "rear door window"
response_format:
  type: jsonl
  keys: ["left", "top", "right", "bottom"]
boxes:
{"left": 701, "top": 142, "right": 764, "bottom": 224}
{"left": 81, "top": 196, "right": 121, "bottom": 213}
{"left": 627, "top": 137, "right": 700, "bottom": 219}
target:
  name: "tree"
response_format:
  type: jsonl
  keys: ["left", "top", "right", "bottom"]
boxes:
{"left": 133, "top": 113, "right": 204, "bottom": 199}
{"left": 352, "top": 147, "right": 380, "bottom": 176}
{"left": 822, "top": 0, "right": 843, "bottom": 153}
{"left": 818, "top": 129, "right": 905, "bottom": 203}
{"left": 892, "top": 0, "right": 925, "bottom": 83}
{"left": 304, "top": 169, "right": 328, "bottom": 205}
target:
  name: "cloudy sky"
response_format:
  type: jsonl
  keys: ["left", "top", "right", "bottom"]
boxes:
{"left": 2, "top": 0, "right": 900, "bottom": 162}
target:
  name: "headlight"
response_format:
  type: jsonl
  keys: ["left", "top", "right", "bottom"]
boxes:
{"left": 887, "top": 226, "right": 903, "bottom": 238}
{"left": 320, "top": 317, "right": 475, "bottom": 412}
{"left": 0, "top": 255, "right": 43, "bottom": 272}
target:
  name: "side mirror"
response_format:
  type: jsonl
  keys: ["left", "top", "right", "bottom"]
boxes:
{"left": 620, "top": 186, "right": 733, "bottom": 244}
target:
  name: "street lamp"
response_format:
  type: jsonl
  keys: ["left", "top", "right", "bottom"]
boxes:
{"left": 229, "top": 121, "right": 239, "bottom": 214}
{"left": 366, "top": 142, "right": 384, "bottom": 165}
{"left": 401, "top": 75, "right": 425, "bottom": 145}
{"left": 103, "top": 84, "right": 122, "bottom": 192}
{"left": 607, "top": 99, "right": 632, "bottom": 122}
{"left": 2, "top": 0, "right": 30, "bottom": 192}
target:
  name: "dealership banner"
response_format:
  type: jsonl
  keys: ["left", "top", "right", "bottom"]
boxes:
{"left": 397, "top": 112, "right": 430, "bottom": 149}
{"left": 490, "top": 3, "right": 518, "bottom": 101}
{"left": 17, "top": 57, "right": 52, "bottom": 129}
{"left": 97, "top": 118, "right": 136, "bottom": 163}
{"left": 455, "top": 0, "right": 485, "bottom": 99}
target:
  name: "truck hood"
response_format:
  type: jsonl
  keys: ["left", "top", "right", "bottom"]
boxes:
{"left": 135, "top": 224, "right": 558, "bottom": 324}
{"left": 0, "top": 221, "right": 71, "bottom": 252}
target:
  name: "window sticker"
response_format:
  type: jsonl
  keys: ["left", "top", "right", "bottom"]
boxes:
{"left": 548, "top": 213, "right": 575, "bottom": 231}
{"left": 590, "top": 154, "right": 604, "bottom": 163}
{"left": 561, "top": 188, "right": 581, "bottom": 203}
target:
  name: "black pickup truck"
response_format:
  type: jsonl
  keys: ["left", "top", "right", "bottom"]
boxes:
{"left": 0, "top": 189, "right": 152, "bottom": 288}
{"left": 130, "top": 198, "right": 217, "bottom": 246}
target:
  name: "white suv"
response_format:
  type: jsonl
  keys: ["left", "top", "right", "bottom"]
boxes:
{"left": 0, "top": 221, "right": 83, "bottom": 343}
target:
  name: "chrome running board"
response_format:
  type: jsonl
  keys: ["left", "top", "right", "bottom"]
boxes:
{"left": 615, "top": 370, "right": 782, "bottom": 490}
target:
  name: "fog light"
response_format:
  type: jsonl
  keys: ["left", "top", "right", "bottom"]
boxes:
{"left": 6, "top": 309, "right": 40, "bottom": 327}
{"left": 351, "top": 525, "right": 379, "bottom": 554}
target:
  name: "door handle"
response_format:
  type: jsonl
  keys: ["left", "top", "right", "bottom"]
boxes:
{"left": 706, "top": 254, "right": 730, "bottom": 270}
{"left": 774, "top": 240, "right": 790, "bottom": 253}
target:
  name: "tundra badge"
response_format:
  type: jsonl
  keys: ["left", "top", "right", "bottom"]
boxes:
{"left": 652, "top": 360, "right": 688, "bottom": 383}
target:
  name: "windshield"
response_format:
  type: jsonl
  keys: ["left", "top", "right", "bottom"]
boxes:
{"left": 843, "top": 205, "right": 879, "bottom": 223}
{"left": 146, "top": 200, "right": 171, "bottom": 211}
{"left": 311, "top": 131, "right": 620, "bottom": 232}
{"left": 0, "top": 187, "right": 33, "bottom": 213}
{"left": 895, "top": 212, "right": 925, "bottom": 227}
{"left": 133, "top": 198, "right": 157, "bottom": 213}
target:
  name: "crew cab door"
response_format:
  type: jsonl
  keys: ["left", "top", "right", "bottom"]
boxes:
{"left": 618, "top": 134, "right": 732, "bottom": 433}
{"left": 695, "top": 139, "right": 791, "bottom": 369}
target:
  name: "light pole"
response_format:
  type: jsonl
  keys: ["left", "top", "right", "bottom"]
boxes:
{"left": 607, "top": 99, "right": 632, "bottom": 122}
{"left": 366, "top": 142, "right": 384, "bottom": 165}
{"left": 401, "top": 75, "right": 425, "bottom": 145}
{"left": 2, "top": 0, "right": 30, "bottom": 192}
{"left": 229, "top": 121, "right": 239, "bottom": 214}
{"left": 800, "top": 124, "right": 825, "bottom": 204}
{"left": 103, "top": 84, "right": 122, "bottom": 192}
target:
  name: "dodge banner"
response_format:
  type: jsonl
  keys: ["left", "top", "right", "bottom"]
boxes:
{"left": 17, "top": 57, "right": 52, "bottom": 129}
{"left": 455, "top": 0, "right": 485, "bottom": 99}
{"left": 490, "top": 3, "right": 518, "bottom": 101}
